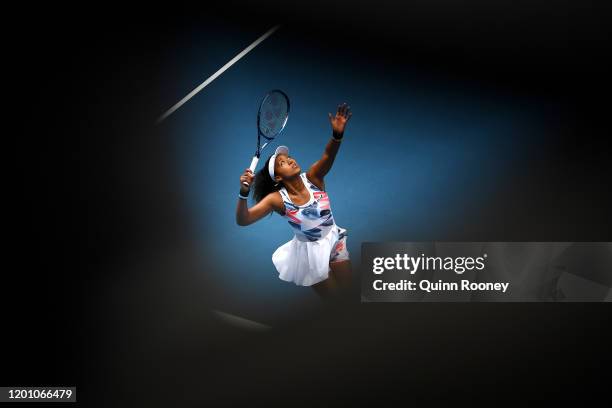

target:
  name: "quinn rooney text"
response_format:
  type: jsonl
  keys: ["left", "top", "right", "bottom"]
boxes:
{"left": 373, "top": 279, "right": 510, "bottom": 293}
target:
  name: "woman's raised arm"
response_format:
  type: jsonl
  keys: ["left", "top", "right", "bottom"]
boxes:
{"left": 307, "top": 103, "right": 352, "bottom": 189}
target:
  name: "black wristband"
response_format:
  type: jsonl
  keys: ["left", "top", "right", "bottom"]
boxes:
{"left": 238, "top": 190, "right": 249, "bottom": 199}
{"left": 332, "top": 130, "right": 344, "bottom": 140}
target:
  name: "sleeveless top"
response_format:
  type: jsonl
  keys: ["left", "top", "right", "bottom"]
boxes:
{"left": 277, "top": 173, "right": 335, "bottom": 242}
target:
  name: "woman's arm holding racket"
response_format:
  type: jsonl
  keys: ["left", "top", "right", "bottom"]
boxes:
{"left": 236, "top": 169, "right": 281, "bottom": 226}
{"left": 307, "top": 103, "right": 352, "bottom": 187}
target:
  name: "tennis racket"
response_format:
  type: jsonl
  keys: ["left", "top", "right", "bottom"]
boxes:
{"left": 242, "top": 90, "right": 290, "bottom": 186}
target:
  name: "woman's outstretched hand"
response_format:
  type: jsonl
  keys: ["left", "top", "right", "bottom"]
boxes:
{"left": 328, "top": 102, "right": 352, "bottom": 134}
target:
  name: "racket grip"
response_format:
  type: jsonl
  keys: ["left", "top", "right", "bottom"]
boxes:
{"left": 242, "top": 156, "right": 260, "bottom": 187}
{"left": 249, "top": 156, "right": 259, "bottom": 172}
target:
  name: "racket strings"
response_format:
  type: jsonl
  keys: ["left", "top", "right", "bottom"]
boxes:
{"left": 253, "top": 89, "right": 290, "bottom": 160}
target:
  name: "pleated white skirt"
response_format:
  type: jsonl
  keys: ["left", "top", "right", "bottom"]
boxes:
{"left": 272, "top": 224, "right": 347, "bottom": 286}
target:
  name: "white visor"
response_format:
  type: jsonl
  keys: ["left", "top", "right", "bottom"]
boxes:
{"left": 268, "top": 145, "right": 289, "bottom": 182}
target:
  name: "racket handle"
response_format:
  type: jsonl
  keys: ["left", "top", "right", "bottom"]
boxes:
{"left": 242, "top": 156, "right": 260, "bottom": 187}
{"left": 248, "top": 156, "right": 259, "bottom": 172}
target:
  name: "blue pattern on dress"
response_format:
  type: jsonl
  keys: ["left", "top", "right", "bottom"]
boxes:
{"left": 278, "top": 173, "right": 335, "bottom": 241}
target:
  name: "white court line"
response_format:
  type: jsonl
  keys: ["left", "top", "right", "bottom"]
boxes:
{"left": 156, "top": 25, "right": 280, "bottom": 124}
{"left": 212, "top": 310, "right": 271, "bottom": 330}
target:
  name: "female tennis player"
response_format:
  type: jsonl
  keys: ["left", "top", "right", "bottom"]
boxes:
{"left": 236, "top": 103, "right": 352, "bottom": 298}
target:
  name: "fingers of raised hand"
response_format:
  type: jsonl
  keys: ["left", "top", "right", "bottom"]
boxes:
{"left": 337, "top": 103, "right": 351, "bottom": 119}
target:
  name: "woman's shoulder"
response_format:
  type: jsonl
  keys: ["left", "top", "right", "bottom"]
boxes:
{"left": 266, "top": 190, "right": 286, "bottom": 216}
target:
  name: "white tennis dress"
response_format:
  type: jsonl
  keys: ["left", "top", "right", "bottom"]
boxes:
{"left": 272, "top": 172, "right": 349, "bottom": 286}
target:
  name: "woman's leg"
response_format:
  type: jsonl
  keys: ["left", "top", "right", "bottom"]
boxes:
{"left": 330, "top": 260, "right": 352, "bottom": 290}
{"left": 311, "top": 273, "right": 338, "bottom": 299}
{"left": 311, "top": 261, "right": 353, "bottom": 300}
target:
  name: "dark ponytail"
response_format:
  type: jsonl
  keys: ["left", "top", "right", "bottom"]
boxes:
{"left": 252, "top": 155, "right": 282, "bottom": 204}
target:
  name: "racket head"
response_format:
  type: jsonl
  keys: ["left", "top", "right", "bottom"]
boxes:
{"left": 257, "top": 90, "right": 290, "bottom": 141}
